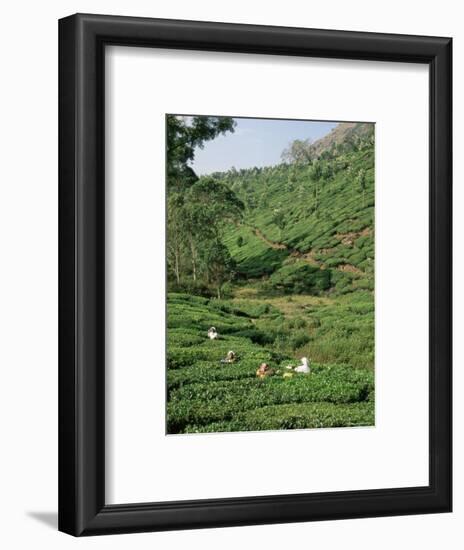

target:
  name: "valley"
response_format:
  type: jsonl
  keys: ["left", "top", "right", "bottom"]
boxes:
{"left": 166, "top": 117, "right": 375, "bottom": 434}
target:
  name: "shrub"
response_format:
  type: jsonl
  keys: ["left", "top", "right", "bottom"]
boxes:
{"left": 167, "top": 348, "right": 215, "bottom": 369}
{"left": 167, "top": 366, "right": 373, "bottom": 432}
{"left": 290, "top": 330, "right": 311, "bottom": 349}
{"left": 233, "top": 328, "right": 275, "bottom": 346}
{"left": 167, "top": 329, "right": 205, "bottom": 347}
{"left": 184, "top": 402, "right": 374, "bottom": 433}
{"left": 289, "top": 317, "right": 307, "bottom": 329}
{"left": 266, "top": 263, "right": 331, "bottom": 295}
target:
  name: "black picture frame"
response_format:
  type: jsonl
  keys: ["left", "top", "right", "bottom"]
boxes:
{"left": 59, "top": 13, "right": 452, "bottom": 536}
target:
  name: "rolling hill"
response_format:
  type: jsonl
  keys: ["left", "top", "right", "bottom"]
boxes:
{"left": 217, "top": 122, "right": 375, "bottom": 295}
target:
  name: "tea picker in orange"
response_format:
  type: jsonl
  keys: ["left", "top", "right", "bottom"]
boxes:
{"left": 256, "top": 362, "right": 274, "bottom": 378}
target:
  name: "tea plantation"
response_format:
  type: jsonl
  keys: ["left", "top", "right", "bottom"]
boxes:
{"left": 166, "top": 121, "right": 375, "bottom": 433}
{"left": 167, "top": 293, "right": 374, "bottom": 433}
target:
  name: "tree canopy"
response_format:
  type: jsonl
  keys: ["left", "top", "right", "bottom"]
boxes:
{"left": 281, "top": 138, "right": 315, "bottom": 165}
{"left": 167, "top": 115, "right": 236, "bottom": 190}
{"left": 166, "top": 115, "right": 242, "bottom": 296}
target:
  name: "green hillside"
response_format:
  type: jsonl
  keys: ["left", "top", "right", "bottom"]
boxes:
{"left": 218, "top": 124, "right": 375, "bottom": 294}
{"left": 166, "top": 118, "right": 375, "bottom": 433}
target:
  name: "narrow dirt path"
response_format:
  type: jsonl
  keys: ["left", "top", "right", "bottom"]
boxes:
{"left": 249, "top": 226, "right": 287, "bottom": 250}
{"left": 335, "top": 227, "right": 371, "bottom": 246}
{"left": 244, "top": 223, "right": 364, "bottom": 274}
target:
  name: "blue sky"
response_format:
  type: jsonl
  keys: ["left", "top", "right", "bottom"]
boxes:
{"left": 190, "top": 117, "right": 337, "bottom": 175}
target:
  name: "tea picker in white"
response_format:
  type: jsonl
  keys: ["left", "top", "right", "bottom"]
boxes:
{"left": 221, "top": 350, "right": 237, "bottom": 364}
{"left": 286, "top": 357, "right": 311, "bottom": 374}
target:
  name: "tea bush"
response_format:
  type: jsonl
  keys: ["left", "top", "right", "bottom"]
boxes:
{"left": 166, "top": 294, "right": 374, "bottom": 433}
{"left": 184, "top": 402, "right": 374, "bottom": 433}
{"left": 167, "top": 372, "right": 372, "bottom": 432}
{"left": 265, "top": 263, "right": 331, "bottom": 294}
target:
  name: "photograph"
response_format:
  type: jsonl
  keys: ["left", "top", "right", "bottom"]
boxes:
{"left": 166, "top": 115, "right": 375, "bottom": 434}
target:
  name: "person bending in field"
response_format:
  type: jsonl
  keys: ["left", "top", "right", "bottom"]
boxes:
{"left": 256, "top": 362, "right": 274, "bottom": 378}
{"left": 207, "top": 326, "right": 218, "bottom": 340}
{"left": 285, "top": 357, "right": 311, "bottom": 374}
{"left": 221, "top": 350, "right": 236, "bottom": 364}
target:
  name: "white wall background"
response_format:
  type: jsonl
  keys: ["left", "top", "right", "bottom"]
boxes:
{"left": 0, "top": 1, "right": 460, "bottom": 548}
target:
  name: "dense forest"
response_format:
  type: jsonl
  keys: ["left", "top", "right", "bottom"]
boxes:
{"left": 166, "top": 115, "right": 375, "bottom": 434}
{"left": 166, "top": 115, "right": 242, "bottom": 297}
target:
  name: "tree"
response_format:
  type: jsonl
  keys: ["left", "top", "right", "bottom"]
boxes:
{"left": 166, "top": 115, "right": 236, "bottom": 190}
{"left": 167, "top": 176, "right": 244, "bottom": 286}
{"left": 245, "top": 191, "right": 257, "bottom": 211}
{"left": 310, "top": 161, "right": 322, "bottom": 213}
{"left": 321, "top": 161, "right": 333, "bottom": 180}
{"left": 281, "top": 138, "right": 315, "bottom": 165}
{"left": 166, "top": 193, "right": 186, "bottom": 285}
{"left": 187, "top": 177, "right": 244, "bottom": 226}
{"left": 310, "top": 160, "right": 322, "bottom": 180}
{"left": 357, "top": 168, "right": 367, "bottom": 207}
{"left": 166, "top": 116, "right": 239, "bottom": 291}
{"left": 272, "top": 209, "right": 286, "bottom": 239}
{"left": 181, "top": 200, "right": 212, "bottom": 282}
{"left": 203, "top": 240, "right": 236, "bottom": 299}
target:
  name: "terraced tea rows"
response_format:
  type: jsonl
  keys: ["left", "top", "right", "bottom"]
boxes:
{"left": 167, "top": 294, "right": 374, "bottom": 433}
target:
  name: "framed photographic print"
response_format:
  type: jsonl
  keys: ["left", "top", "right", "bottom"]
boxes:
{"left": 59, "top": 13, "right": 452, "bottom": 536}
